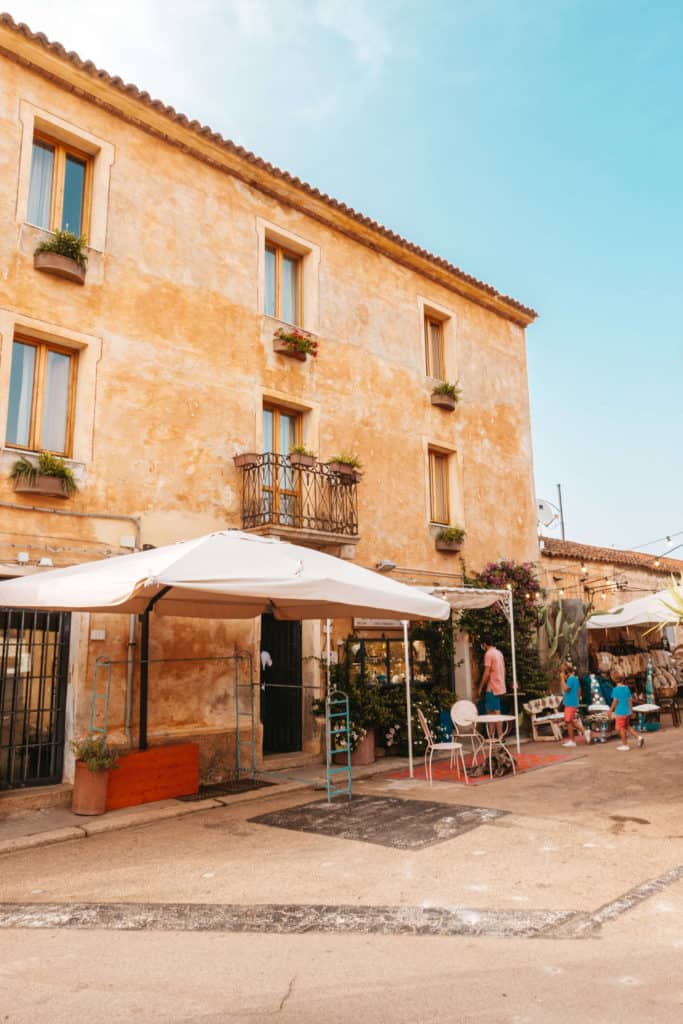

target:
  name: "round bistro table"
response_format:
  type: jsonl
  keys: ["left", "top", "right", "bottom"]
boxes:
{"left": 474, "top": 714, "right": 517, "bottom": 778}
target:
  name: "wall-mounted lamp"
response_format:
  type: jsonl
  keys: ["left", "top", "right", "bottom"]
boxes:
{"left": 16, "top": 552, "right": 29, "bottom": 564}
{"left": 376, "top": 560, "right": 396, "bottom": 572}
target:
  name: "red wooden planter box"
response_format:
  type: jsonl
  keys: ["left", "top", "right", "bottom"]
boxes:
{"left": 105, "top": 742, "right": 199, "bottom": 811}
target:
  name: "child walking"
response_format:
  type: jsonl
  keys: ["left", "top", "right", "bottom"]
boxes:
{"left": 610, "top": 675, "right": 644, "bottom": 751}
{"left": 560, "top": 662, "right": 590, "bottom": 747}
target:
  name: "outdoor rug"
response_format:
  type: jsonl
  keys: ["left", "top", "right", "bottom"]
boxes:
{"left": 249, "top": 795, "right": 506, "bottom": 850}
{"left": 382, "top": 749, "right": 585, "bottom": 786}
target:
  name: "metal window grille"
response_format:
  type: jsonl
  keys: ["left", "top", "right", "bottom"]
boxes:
{"left": 0, "top": 609, "right": 70, "bottom": 789}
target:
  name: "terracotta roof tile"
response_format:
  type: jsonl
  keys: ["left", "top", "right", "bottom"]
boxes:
{"left": 540, "top": 537, "right": 683, "bottom": 575}
{"left": 0, "top": 12, "right": 537, "bottom": 324}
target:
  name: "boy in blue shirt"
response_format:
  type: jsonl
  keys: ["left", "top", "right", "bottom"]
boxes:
{"left": 610, "top": 673, "right": 644, "bottom": 751}
{"left": 561, "top": 661, "right": 590, "bottom": 747}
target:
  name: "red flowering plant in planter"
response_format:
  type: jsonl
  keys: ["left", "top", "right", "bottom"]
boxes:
{"left": 273, "top": 327, "right": 318, "bottom": 358}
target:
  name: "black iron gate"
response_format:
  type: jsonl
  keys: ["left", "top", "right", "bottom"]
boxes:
{"left": 260, "top": 613, "right": 302, "bottom": 754}
{"left": 0, "top": 609, "right": 71, "bottom": 789}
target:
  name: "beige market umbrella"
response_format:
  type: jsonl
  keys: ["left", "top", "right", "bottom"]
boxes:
{"left": 0, "top": 531, "right": 450, "bottom": 750}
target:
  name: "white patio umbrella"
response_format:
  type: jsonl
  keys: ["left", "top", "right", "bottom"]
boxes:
{"left": 0, "top": 531, "right": 449, "bottom": 751}
{"left": 0, "top": 531, "right": 449, "bottom": 620}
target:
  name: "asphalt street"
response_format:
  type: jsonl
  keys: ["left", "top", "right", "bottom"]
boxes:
{"left": 1, "top": 730, "right": 682, "bottom": 1023}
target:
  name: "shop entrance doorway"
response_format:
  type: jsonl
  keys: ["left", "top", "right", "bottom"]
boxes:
{"left": 0, "top": 608, "right": 70, "bottom": 789}
{"left": 260, "top": 613, "right": 302, "bottom": 754}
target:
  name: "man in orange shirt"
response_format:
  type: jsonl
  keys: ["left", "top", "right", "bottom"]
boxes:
{"left": 478, "top": 639, "right": 506, "bottom": 737}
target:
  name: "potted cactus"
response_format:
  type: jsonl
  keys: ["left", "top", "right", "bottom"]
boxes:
{"left": 431, "top": 380, "right": 462, "bottom": 410}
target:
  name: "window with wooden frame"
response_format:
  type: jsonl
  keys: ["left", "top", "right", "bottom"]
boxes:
{"left": 428, "top": 448, "right": 450, "bottom": 525}
{"left": 262, "top": 404, "right": 302, "bottom": 525}
{"left": 424, "top": 315, "right": 445, "bottom": 380}
{"left": 27, "top": 133, "right": 92, "bottom": 238}
{"left": 264, "top": 242, "right": 302, "bottom": 325}
{"left": 5, "top": 336, "right": 77, "bottom": 456}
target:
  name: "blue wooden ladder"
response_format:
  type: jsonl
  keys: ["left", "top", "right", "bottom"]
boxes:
{"left": 325, "top": 688, "right": 352, "bottom": 802}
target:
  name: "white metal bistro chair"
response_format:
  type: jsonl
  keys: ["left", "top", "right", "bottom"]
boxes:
{"left": 450, "top": 700, "right": 486, "bottom": 765}
{"left": 416, "top": 707, "right": 469, "bottom": 785}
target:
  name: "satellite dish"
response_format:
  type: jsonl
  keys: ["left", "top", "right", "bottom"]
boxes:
{"left": 536, "top": 499, "right": 559, "bottom": 528}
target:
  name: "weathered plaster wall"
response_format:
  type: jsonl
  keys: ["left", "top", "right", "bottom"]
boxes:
{"left": 0, "top": 43, "right": 539, "bottom": 778}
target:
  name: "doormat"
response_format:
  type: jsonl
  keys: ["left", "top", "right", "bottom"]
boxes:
{"left": 176, "top": 779, "right": 275, "bottom": 802}
{"left": 249, "top": 795, "right": 506, "bottom": 849}
{"left": 383, "top": 750, "right": 585, "bottom": 786}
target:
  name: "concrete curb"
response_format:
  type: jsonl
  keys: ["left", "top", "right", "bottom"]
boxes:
{"left": 0, "top": 826, "right": 86, "bottom": 854}
{"left": 0, "top": 780, "right": 318, "bottom": 858}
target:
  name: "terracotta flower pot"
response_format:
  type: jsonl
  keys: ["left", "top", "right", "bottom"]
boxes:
{"left": 288, "top": 453, "right": 316, "bottom": 468}
{"left": 233, "top": 452, "right": 260, "bottom": 468}
{"left": 333, "top": 727, "right": 376, "bottom": 766}
{"left": 431, "top": 392, "right": 457, "bottom": 410}
{"left": 13, "top": 474, "right": 71, "bottom": 498}
{"left": 71, "top": 760, "right": 109, "bottom": 815}
{"left": 34, "top": 251, "right": 86, "bottom": 285}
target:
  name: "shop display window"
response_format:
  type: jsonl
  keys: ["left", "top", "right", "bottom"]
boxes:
{"left": 347, "top": 637, "right": 435, "bottom": 687}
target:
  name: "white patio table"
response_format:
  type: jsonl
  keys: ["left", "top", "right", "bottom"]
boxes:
{"left": 474, "top": 714, "right": 517, "bottom": 778}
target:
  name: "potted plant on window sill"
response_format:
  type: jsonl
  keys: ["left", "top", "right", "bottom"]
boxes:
{"left": 434, "top": 526, "right": 466, "bottom": 552}
{"left": 10, "top": 452, "right": 78, "bottom": 498}
{"left": 430, "top": 380, "right": 462, "bottom": 410}
{"left": 71, "top": 735, "right": 118, "bottom": 815}
{"left": 33, "top": 229, "right": 88, "bottom": 285}
{"left": 273, "top": 326, "right": 318, "bottom": 361}
{"left": 326, "top": 454, "right": 362, "bottom": 483}
{"left": 288, "top": 444, "right": 316, "bottom": 468}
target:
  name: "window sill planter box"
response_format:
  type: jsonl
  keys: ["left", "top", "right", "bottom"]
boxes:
{"left": 13, "top": 475, "right": 72, "bottom": 498}
{"left": 431, "top": 393, "right": 457, "bottom": 411}
{"left": 288, "top": 453, "right": 316, "bottom": 468}
{"left": 233, "top": 452, "right": 260, "bottom": 468}
{"left": 34, "top": 251, "right": 86, "bottom": 285}
{"left": 273, "top": 337, "right": 307, "bottom": 361}
{"left": 71, "top": 762, "right": 110, "bottom": 815}
{"left": 435, "top": 537, "right": 463, "bottom": 553}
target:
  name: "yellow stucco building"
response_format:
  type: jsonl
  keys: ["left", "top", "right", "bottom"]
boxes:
{"left": 0, "top": 14, "right": 539, "bottom": 794}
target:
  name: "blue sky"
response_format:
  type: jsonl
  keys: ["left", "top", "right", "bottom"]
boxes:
{"left": 9, "top": 1, "right": 683, "bottom": 556}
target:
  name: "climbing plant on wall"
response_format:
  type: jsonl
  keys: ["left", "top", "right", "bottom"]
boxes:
{"left": 459, "top": 560, "right": 547, "bottom": 699}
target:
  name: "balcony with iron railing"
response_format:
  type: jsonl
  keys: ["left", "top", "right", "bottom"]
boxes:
{"left": 237, "top": 452, "right": 359, "bottom": 551}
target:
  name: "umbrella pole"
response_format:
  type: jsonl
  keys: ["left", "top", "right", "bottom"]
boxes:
{"left": 139, "top": 587, "right": 171, "bottom": 751}
{"left": 402, "top": 620, "right": 414, "bottom": 779}
{"left": 324, "top": 619, "right": 332, "bottom": 697}
{"left": 508, "top": 593, "right": 521, "bottom": 755}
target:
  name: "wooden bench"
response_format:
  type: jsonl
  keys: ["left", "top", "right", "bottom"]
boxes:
{"left": 523, "top": 695, "right": 565, "bottom": 742}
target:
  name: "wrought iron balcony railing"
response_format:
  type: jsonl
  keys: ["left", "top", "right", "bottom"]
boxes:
{"left": 239, "top": 453, "right": 359, "bottom": 537}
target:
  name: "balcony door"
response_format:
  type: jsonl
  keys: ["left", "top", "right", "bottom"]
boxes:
{"left": 262, "top": 405, "right": 301, "bottom": 526}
